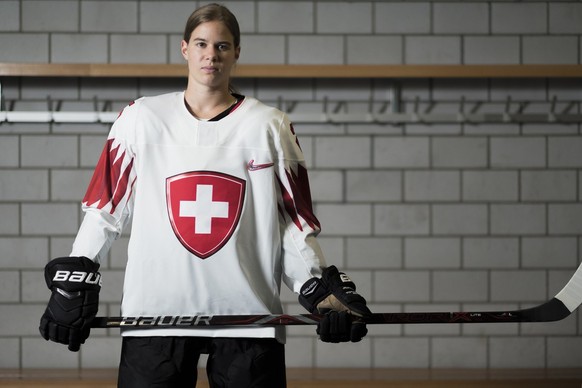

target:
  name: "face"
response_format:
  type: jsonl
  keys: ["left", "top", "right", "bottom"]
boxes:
{"left": 181, "top": 20, "right": 240, "bottom": 91}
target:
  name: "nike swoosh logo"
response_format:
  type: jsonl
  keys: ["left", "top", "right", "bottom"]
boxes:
{"left": 247, "top": 159, "right": 274, "bottom": 171}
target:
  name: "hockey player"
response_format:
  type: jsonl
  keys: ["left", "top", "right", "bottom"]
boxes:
{"left": 39, "top": 3, "right": 371, "bottom": 387}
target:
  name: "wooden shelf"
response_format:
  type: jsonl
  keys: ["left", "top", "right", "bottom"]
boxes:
{"left": 1, "top": 63, "right": 582, "bottom": 78}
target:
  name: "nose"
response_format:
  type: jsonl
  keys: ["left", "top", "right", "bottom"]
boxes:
{"left": 204, "top": 45, "right": 218, "bottom": 61}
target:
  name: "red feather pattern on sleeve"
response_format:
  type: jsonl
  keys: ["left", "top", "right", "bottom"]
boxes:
{"left": 82, "top": 138, "right": 135, "bottom": 214}
{"left": 276, "top": 164, "right": 320, "bottom": 232}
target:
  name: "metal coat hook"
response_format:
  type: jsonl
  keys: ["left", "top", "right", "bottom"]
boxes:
{"left": 1, "top": 92, "right": 582, "bottom": 125}
{"left": 548, "top": 95, "right": 558, "bottom": 122}
{"left": 457, "top": 96, "right": 466, "bottom": 122}
{"left": 411, "top": 95, "right": 421, "bottom": 122}
{"left": 390, "top": 81, "right": 402, "bottom": 114}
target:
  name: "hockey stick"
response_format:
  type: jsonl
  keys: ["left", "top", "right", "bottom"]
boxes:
{"left": 92, "top": 261, "right": 582, "bottom": 328}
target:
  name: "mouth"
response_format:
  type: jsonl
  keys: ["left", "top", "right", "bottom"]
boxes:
{"left": 201, "top": 66, "right": 219, "bottom": 74}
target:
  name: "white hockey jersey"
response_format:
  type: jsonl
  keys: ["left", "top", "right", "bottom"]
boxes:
{"left": 71, "top": 92, "right": 326, "bottom": 341}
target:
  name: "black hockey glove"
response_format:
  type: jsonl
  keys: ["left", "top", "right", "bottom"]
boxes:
{"left": 39, "top": 256, "right": 101, "bottom": 352}
{"left": 298, "top": 266, "right": 372, "bottom": 343}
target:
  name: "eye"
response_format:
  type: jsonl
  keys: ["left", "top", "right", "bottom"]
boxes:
{"left": 217, "top": 43, "right": 230, "bottom": 51}
{"left": 196, "top": 42, "right": 207, "bottom": 48}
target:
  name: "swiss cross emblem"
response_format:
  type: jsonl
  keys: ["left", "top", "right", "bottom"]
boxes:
{"left": 166, "top": 171, "right": 246, "bottom": 259}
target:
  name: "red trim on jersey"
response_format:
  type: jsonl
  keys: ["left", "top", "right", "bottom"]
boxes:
{"left": 83, "top": 138, "right": 134, "bottom": 214}
{"left": 290, "top": 124, "right": 302, "bottom": 149}
{"left": 230, "top": 97, "right": 244, "bottom": 114}
{"left": 277, "top": 174, "right": 302, "bottom": 231}
{"left": 276, "top": 165, "right": 320, "bottom": 232}
{"left": 116, "top": 100, "right": 135, "bottom": 119}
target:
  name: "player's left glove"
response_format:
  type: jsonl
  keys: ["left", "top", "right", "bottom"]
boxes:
{"left": 298, "top": 266, "right": 372, "bottom": 343}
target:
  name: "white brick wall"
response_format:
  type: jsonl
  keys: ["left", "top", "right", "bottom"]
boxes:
{"left": 1, "top": 0, "right": 581, "bottom": 373}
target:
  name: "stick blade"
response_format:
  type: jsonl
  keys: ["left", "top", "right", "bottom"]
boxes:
{"left": 519, "top": 298, "right": 572, "bottom": 322}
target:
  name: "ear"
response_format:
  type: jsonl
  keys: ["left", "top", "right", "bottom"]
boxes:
{"left": 235, "top": 46, "right": 240, "bottom": 60}
{"left": 180, "top": 40, "right": 189, "bottom": 61}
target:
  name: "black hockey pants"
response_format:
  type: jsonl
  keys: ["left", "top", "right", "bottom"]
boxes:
{"left": 117, "top": 336, "right": 287, "bottom": 388}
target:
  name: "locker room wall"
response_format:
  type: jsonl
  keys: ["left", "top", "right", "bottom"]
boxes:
{"left": 0, "top": 0, "right": 582, "bottom": 370}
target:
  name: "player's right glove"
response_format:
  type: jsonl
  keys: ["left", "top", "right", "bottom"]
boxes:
{"left": 39, "top": 256, "right": 101, "bottom": 352}
{"left": 298, "top": 266, "right": 372, "bottom": 343}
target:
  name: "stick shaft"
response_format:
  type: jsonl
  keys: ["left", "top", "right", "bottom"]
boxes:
{"left": 92, "top": 260, "right": 582, "bottom": 329}
{"left": 91, "top": 300, "right": 569, "bottom": 329}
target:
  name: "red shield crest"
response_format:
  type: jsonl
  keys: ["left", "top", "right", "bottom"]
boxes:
{"left": 166, "top": 171, "right": 246, "bottom": 259}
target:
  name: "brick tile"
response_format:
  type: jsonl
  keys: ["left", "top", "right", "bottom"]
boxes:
{"left": 375, "top": 3, "right": 430, "bottom": 34}
{"left": 0, "top": 136, "right": 18, "bottom": 167}
{"left": 347, "top": 237, "right": 402, "bottom": 269}
{"left": 374, "top": 338, "right": 429, "bottom": 368}
{"left": 51, "top": 34, "right": 108, "bottom": 64}
{"left": 521, "top": 170, "right": 577, "bottom": 201}
{"left": 405, "top": 237, "right": 461, "bottom": 269}
{"left": 550, "top": 3, "right": 582, "bottom": 34}
{"left": 548, "top": 337, "right": 582, "bottom": 367}
{"left": 490, "top": 137, "right": 546, "bottom": 168}
{"left": 405, "top": 36, "right": 461, "bottom": 65}
{"left": 22, "top": 0, "right": 78, "bottom": 32}
{"left": 309, "top": 170, "right": 343, "bottom": 202}
{"left": 463, "top": 238, "right": 519, "bottom": 269}
{"left": 549, "top": 137, "right": 582, "bottom": 167}
{"left": 315, "top": 136, "right": 371, "bottom": 168}
{"left": 0, "top": 170, "right": 49, "bottom": 201}
{"left": 491, "top": 270, "right": 546, "bottom": 302}
{"left": 81, "top": 1, "right": 137, "bottom": 32}
{"left": 140, "top": 1, "right": 199, "bottom": 33}
{"left": 523, "top": 36, "right": 579, "bottom": 65}
{"left": 22, "top": 337, "right": 79, "bottom": 368}
{"left": 0, "top": 1, "right": 19, "bottom": 31}
{"left": 0, "top": 205, "right": 19, "bottom": 235}
{"left": 110, "top": 34, "right": 167, "bottom": 64}
{"left": 375, "top": 204, "right": 430, "bottom": 236}
{"left": 375, "top": 137, "right": 430, "bottom": 168}
{"left": 549, "top": 204, "right": 582, "bottom": 234}
{"left": 347, "top": 36, "right": 402, "bottom": 65}
{"left": 21, "top": 204, "right": 79, "bottom": 235}
{"left": 432, "top": 137, "right": 487, "bottom": 168}
{"left": 258, "top": 2, "right": 312, "bottom": 33}
{"left": 463, "top": 171, "right": 518, "bottom": 202}
{"left": 374, "top": 270, "right": 430, "bottom": 302}
{"left": 21, "top": 136, "right": 78, "bottom": 167}
{"left": 491, "top": 204, "right": 546, "bottom": 235}
{"left": 433, "top": 270, "right": 488, "bottom": 302}
{"left": 432, "top": 337, "right": 487, "bottom": 368}
{"left": 0, "top": 238, "right": 49, "bottom": 268}
{"left": 522, "top": 237, "right": 578, "bottom": 268}
{"left": 492, "top": 3, "right": 546, "bottom": 34}
{"left": 464, "top": 36, "right": 520, "bottom": 65}
{"left": 347, "top": 171, "right": 401, "bottom": 202}
{"left": 0, "top": 338, "right": 20, "bottom": 368}
{"left": 489, "top": 337, "right": 545, "bottom": 368}
{"left": 404, "top": 171, "right": 460, "bottom": 202}
{"left": 0, "top": 33, "right": 49, "bottom": 62}
{"left": 317, "top": 204, "right": 371, "bottom": 236}
{"left": 433, "top": 3, "right": 489, "bottom": 34}
{"left": 289, "top": 35, "right": 343, "bottom": 65}
{"left": 433, "top": 204, "right": 488, "bottom": 235}
{"left": 317, "top": 2, "right": 372, "bottom": 34}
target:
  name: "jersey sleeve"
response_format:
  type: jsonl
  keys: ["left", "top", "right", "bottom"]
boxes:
{"left": 275, "top": 114, "right": 326, "bottom": 293}
{"left": 70, "top": 101, "right": 139, "bottom": 263}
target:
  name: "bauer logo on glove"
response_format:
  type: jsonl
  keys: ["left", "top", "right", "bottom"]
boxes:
{"left": 52, "top": 270, "right": 102, "bottom": 285}
{"left": 299, "top": 265, "right": 372, "bottom": 343}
